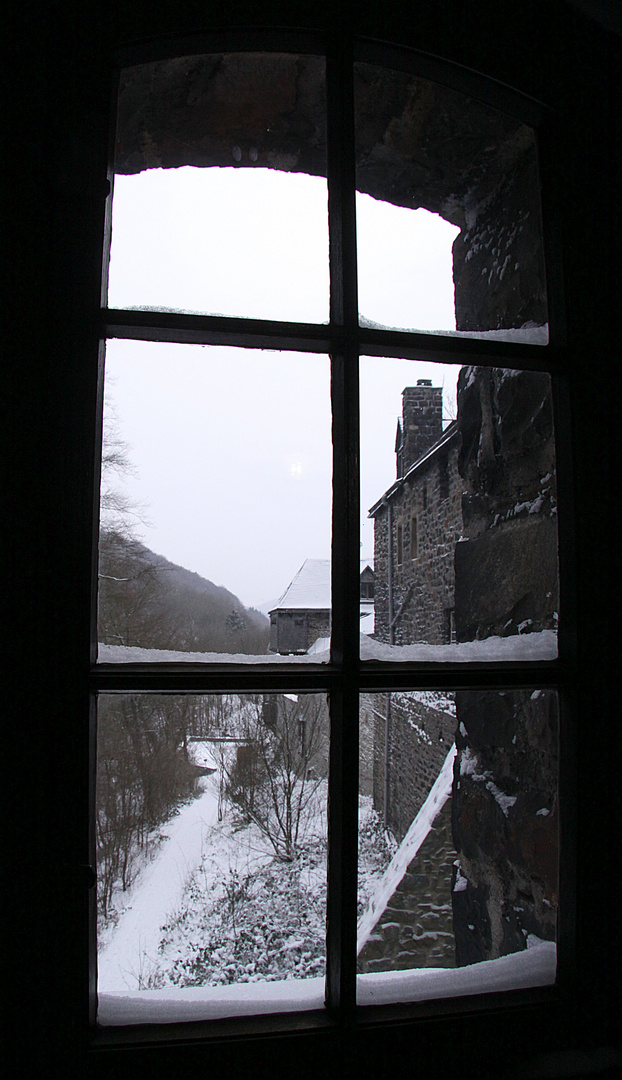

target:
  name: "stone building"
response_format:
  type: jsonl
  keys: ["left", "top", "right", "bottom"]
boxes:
{"left": 269, "top": 557, "right": 375, "bottom": 654}
{"left": 269, "top": 558, "right": 332, "bottom": 655}
{"left": 360, "top": 366, "right": 561, "bottom": 975}
{"left": 369, "top": 381, "right": 462, "bottom": 647}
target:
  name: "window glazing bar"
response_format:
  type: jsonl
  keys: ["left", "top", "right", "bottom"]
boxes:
{"left": 325, "top": 29, "right": 360, "bottom": 1016}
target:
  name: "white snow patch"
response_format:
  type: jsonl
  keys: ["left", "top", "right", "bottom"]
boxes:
{"left": 187, "top": 741, "right": 219, "bottom": 771}
{"left": 357, "top": 745, "right": 456, "bottom": 954}
{"left": 99, "top": 629, "right": 557, "bottom": 666}
{"left": 358, "top": 318, "right": 548, "bottom": 345}
{"left": 486, "top": 782, "right": 517, "bottom": 817}
{"left": 306, "top": 636, "right": 331, "bottom": 655}
{"left": 98, "top": 974, "right": 326, "bottom": 1024}
{"left": 356, "top": 939, "right": 556, "bottom": 1006}
{"left": 98, "top": 643, "right": 331, "bottom": 664}
{"left": 459, "top": 749, "right": 516, "bottom": 817}
{"left": 98, "top": 931, "right": 556, "bottom": 1024}
{"left": 98, "top": 781, "right": 220, "bottom": 993}
{"left": 270, "top": 558, "right": 331, "bottom": 611}
{"left": 360, "top": 629, "right": 557, "bottom": 662}
{"left": 536, "top": 808, "right": 550, "bottom": 817}
{"left": 453, "top": 863, "right": 468, "bottom": 893}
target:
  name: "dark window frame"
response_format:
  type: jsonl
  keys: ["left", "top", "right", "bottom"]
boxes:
{"left": 90, "top": 28, "right": 575, "bottom": 1046}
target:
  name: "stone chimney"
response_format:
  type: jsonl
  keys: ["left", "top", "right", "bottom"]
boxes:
{"left": 397, "top": 380, "right": 443, "bottom": 477}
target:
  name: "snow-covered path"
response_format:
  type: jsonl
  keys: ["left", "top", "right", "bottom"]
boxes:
{"left": 98, "top": 780, "right": 219, "bottom": 991}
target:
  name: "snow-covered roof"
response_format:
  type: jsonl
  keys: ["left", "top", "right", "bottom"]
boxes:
{"left": 270, "top": 558, "right": 375, "bottom": 614}
{"left": 270, "top": 558, "right": 331, "bottom": 612}
{"left": 368, "top": 421, "right": 458, "bottom": 518}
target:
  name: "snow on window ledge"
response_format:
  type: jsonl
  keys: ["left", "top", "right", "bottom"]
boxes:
{"left": 360, "top": 629, "right": 558, "bottom": 662}
{"left": 97, "top": 940, "right": 556, "bottom": 1026}
{"left": 97, "top": 643, "right": 331, "bottom": 664}
{"left": 356, "top": 938, "right": 556, "bottom": 1006}
{"left": 98, "top": 976, "right": 326, "bottom": 1026}
{"left": 97, "top": 630, "right": 557, "bottom": 666}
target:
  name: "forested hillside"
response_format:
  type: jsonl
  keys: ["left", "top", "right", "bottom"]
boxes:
{"left": 98, "top": 528, "right": 270, "bottom": 654}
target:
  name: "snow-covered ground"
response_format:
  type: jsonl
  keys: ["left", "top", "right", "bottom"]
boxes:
{"left": 97, "top": 734, "right": 556, "bottom": 1027}
{"left": 97, "top": 762, "right": 394, "bottom": 1015}
{"left": 98, "top": 780, "right": 220, "bottom": 992}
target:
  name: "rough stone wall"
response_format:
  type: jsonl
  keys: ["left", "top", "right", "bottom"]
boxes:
{"left": 116, "top": 54, "right": 327, "bottom": 178}
{"left": 372, "top": 693, "right": 456, "bottom": 842}
{"left": 451, "top": 690, "right": 558, "bottom": 965}
{"left": 452, "top": 136, "right": 547, "bottom": 332}
{"left": 359, "top": 696, "right": 375, "bottom": 797}
{"left": 117, "top": 59, "right": 548, "bottom": 338}
{"left": 373, "top": 435, "right": 462, "bottom": 646}
{"left": 455, "top": 367, "right": 558, "bottom": 639}
{"left": 358, "top": 798, "right": 456, "bottom": 973}
{"left": 451, "top": 368, "right": 559, "bottom": 965}
{"left": 305, "top": 610, "right": 331, "bottom": 651}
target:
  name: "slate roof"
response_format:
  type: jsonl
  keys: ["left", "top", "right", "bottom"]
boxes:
{"left": 368, "top": 420, "right": 458, "bottom": 518}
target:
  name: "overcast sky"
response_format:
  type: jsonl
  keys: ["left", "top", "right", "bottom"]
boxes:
{"left": 105, "top": 167, "right": 461, "bottom": 609}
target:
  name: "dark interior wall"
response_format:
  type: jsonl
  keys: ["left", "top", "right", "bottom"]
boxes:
{"left": 5, "top": 1, "right": 620, "bottom": 1077}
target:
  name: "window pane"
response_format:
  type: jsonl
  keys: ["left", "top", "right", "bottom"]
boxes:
{"left": 98, "top": 341, "right": 331, "bottom": 662}
{"left": 355, "top": 63, "right": 548, "bottom": 342}
{"left": 357, "top": 689, "right": 558, "bottom": 1005}
{"left": 97, "top": 693, "right": 329, "bottom": 1024}
{"left": 361, "top": 360, "right": 558, "bottom": 661}
{"left": 109, "top": 53, "right": 328, "bottom": 322}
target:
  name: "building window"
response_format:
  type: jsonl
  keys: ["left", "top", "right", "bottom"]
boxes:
{"left": 93, "top": 34, "right": 565, "bottom": 1032}
{"left": 410, "top": 516, "right": 418, "bottom": 560}
{"left": 438, "top": 452, "right": 449, "bottom": 502}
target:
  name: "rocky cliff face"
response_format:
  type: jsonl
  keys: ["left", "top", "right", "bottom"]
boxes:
{"left": 451, "top": 364, "right": 559, "bottom": 966}
{"left": 115, "top": 53, "right": 547, "bottom": 335}
{"left": 455, "top": 367, "right": 558, "bottom": 640}
{"left": 451, "top": 690, "right": 558, "bottom": 965}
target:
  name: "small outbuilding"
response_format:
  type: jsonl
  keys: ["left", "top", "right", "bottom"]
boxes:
{"left": 269, "top": 558, "right": 375, "bottom": 654}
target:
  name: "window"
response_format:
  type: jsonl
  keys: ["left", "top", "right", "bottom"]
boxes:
{"left": 410, "top": 516, "right": 418, "bottom": 561}
{"left": 93, "top": 32, "right": 565, "bottom": 1033}
{"left": 396, "top": 523, "right": 403, "bottom": 567}
{"left": 438, "top": 452, "right": 449, "bottom": 502}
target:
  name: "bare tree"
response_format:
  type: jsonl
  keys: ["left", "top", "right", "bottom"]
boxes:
{"left": 225, "top": 695, "right": 328, "bottom": 862}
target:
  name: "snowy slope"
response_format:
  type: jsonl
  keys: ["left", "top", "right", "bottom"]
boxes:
{"left": 98, "top": 781, "right": 219, "bottom": 992}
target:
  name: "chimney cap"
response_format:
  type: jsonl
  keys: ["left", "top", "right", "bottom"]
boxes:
{"left": 416, "top": 379, "right": 433, "bottom": 386}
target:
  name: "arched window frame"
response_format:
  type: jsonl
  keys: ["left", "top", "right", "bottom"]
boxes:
{"left": 89, "top": 24, "right": 576, "bottom": 1046}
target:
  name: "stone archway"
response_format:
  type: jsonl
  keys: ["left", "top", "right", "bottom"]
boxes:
{"left": 115, "top": 52, "right": 547, "bottom": 333}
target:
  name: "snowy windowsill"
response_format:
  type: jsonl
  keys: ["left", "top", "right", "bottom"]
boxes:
{"left": 97, "top": 643, "right": 332, "bottom": 664}
{"left": 97, "top": 940, "right": 556, "bottom": 1026}
{"left": 360, "top": 629, "right": 558, "bottom": 663}
{"left": 97, "top": 629, "right": 557, "bottom": 666}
